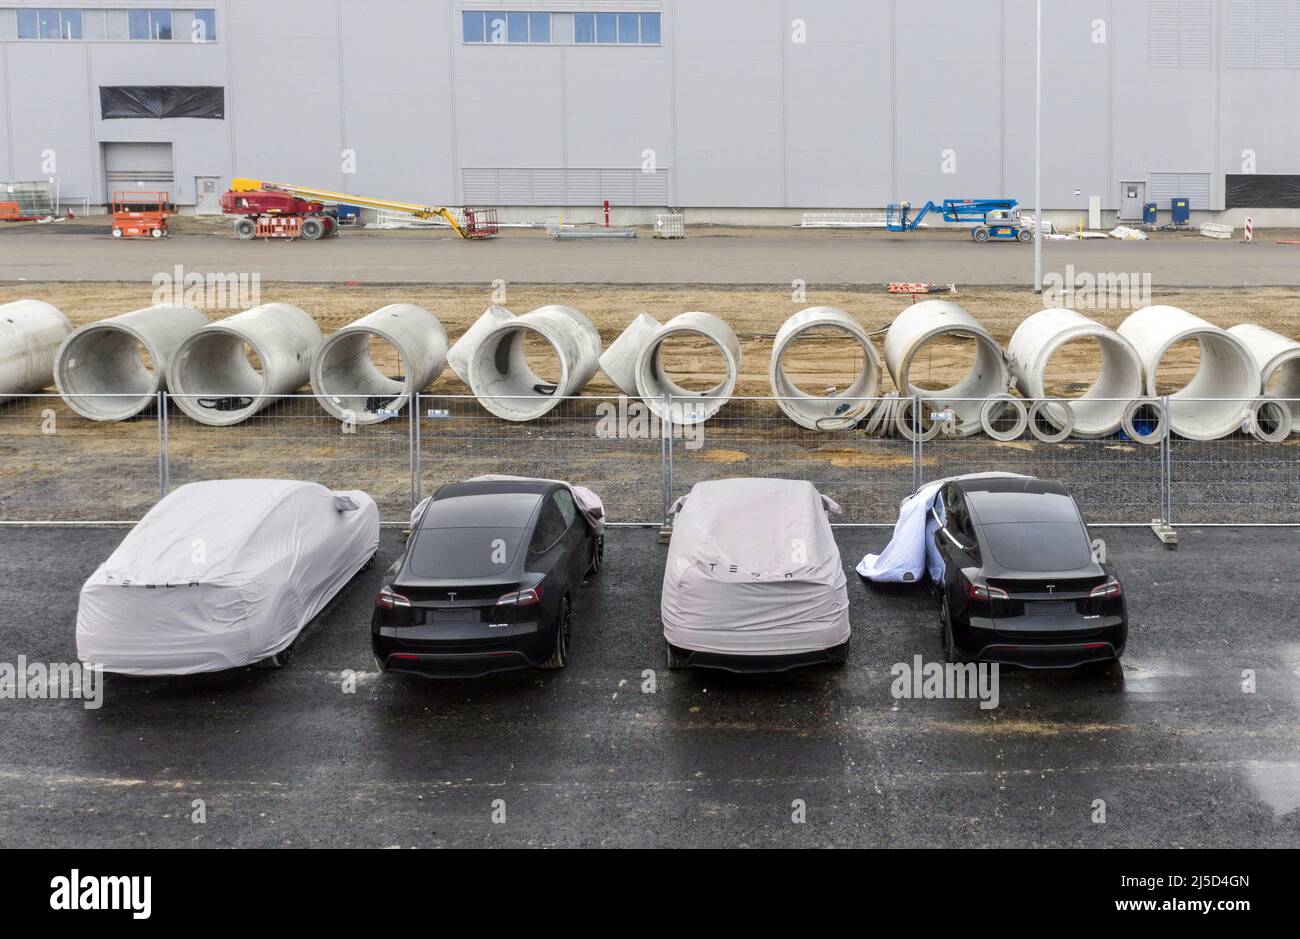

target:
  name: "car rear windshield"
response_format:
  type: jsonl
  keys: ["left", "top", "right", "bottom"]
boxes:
{"left": 407, "top": 527, "right": 525, "bottom": 579}
{"left": 979, "top": 521, "right": 1092, "bottom": 572}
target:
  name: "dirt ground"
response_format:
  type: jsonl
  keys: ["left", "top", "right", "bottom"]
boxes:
{"left": 4, "top": 281, "right": 1298, "bottom": 398}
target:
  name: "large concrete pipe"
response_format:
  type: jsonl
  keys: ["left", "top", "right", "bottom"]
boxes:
{"left": 467, "top": 305, "right": 602, "bottom": 421}
{"left": 1228, "top": 323, "right": 1300, "bottom": 433}
{"left": 167, "top": 303, "right": 323, "bottom": 426}
{"left": 446, "top": 306, "right": 513, "bottom": 386}
{"left": 311, "top": 304, "right": 448, "bottom": 424}
{"left": 770, "top": 306, "right": 883, "bottom": 430}
{"left": 883, "top": 300, "right": 1010, "bottom": 436}
{"left": 54, "top": 305, "right": 208, "bottom": 421}
{"left": 634, "top": 312, "right": 741, "bottom": 425}
{"left": 1117, "top": 306, "right": 1257, "bottom": 440}
{"left": 0, "top": 300, "right": 73, "bottom": 402}
{"left": 1007, "top": 308, "right": 1144, "bottom": 437}
{"left": 599, "top": 313, "right": 661, "bottom": 398}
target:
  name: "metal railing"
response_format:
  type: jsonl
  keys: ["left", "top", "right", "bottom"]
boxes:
{"left": 0, "top": 392, "right": 1295, "bottom": 528}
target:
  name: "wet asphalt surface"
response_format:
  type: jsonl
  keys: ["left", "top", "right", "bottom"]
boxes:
{"left": 0, "top": 525, "right": 1297, "bottom": 848}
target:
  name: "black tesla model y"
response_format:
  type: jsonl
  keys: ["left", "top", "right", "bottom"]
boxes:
{"left": 372, "top": 478, "right": 603, "bottom": 677}
{"left": 930, "top": 476, "right": 1127, "bottom": 668}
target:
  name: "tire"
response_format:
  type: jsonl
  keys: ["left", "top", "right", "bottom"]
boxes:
{"left": 1017, "top": 228, "right": 1033, "bottom": 243}
{"left": 540, "top": 596, "right": 571, "bottom": 669}
{"left": 587, "top": 534, "right": 604, "bottom": 575}
{"left": 301, "top": 217, "right": 325, "bottom": 241}
{"left": 234, "top": 218, "right": 256, "bottom": 240}
{"left": 361, "top": 552, "right": 376, "bottom": 572}
{"left": 972, "top": 227, "right": 991, "bottom": 244}
{"left": 150, "top": 228, "right": 164, "bottom": 239}
{"left": 256, "top": 642, "right": 294, "bottom": 669}
{"left": 940, "top": 596, "right": 966, "bottom": 664}
{"left": 665, "top": 641, "right": 690, "bottom": 670}
{"left": 111, "top": 227, "right": 123, "bottom": 238}
{"left": 826, "top": 638, "right": 850, "bottom": 668}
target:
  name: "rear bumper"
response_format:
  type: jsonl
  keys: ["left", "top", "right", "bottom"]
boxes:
{"left": 973, "top": 640, "right": 1121, "bottom": 669}
{"left": 668, "top": 641, "right": 847, "bottom": 675}
{"left": 372, "top": 622, "right": 551, "bottom": 678}
{"left": 378, "top": 649, "right": 534, "bottom": 678}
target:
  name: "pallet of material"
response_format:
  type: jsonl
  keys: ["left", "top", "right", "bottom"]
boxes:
{"left": 1199, "top": 223, "right": 1234, "bottom": 239}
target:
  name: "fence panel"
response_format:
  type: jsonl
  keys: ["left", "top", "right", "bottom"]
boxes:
{"left": 165, "top": 394, "right": 413, "bottom": 523}
{"left": 417, "top": 394, "right": 665, "bottom": 525}
{"left": 1167, "top": 396, "right": 1300, "bottom": 525}
{"left": 0, "top": 393, "right": 161, "bottom": 523}
{"left": 667, "top": 397, "right": 916, "bottom": 525}
{"left": 917, "top": 397, "right": 1164, "bottom": 525}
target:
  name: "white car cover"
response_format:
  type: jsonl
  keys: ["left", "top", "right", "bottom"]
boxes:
{"left": 77, "top": 479, "right": 379, "bottom": 675}
{"left": 410, "top": 474, "right": 606, "bottom": 535}
{"left": 662, "top": 478, "right": 850, "bottom": 656}
{"left": 855, "top": 472, "right": 1031, "bottom": 583}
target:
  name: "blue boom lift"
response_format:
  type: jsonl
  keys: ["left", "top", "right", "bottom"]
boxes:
{"left": 886, "top": 198, "right": 1034, "bottom": 243}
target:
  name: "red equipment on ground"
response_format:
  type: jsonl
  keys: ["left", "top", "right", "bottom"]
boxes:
{"left": 111, "top": 191, "right": 171, "bottom": 238}
{"left": 220, "top": 188, "right": 338, "bottom": 241}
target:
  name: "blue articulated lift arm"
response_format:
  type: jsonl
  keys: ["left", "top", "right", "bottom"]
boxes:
{"left": 887, "top": 198, "right": 1020, "bottom": 232}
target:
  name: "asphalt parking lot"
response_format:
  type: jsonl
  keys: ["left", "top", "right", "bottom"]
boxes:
{"left": 0, "top": 525, "right": 1297, "bottom": 848}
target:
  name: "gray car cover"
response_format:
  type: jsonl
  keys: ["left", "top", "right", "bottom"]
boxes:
{"left": 662, "top": 478, "right": 850, "bottom": 656}
{"left": 77, "top": 479, "right": 379, "bottom": 675}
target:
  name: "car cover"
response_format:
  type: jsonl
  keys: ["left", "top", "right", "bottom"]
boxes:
{"left": 855, "top": 473, "right": 1031, "bottom": 583}
{"left": 410, "top": 475, "right": 606, "bottom": 535}
{"left": 662, "top": 478, "right": 849, "bottom": 656}
{"left": 77, "top": 479, "right": 379, "bottom": 675}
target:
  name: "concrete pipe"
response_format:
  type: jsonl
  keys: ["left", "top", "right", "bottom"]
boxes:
{"left": 467, "top": 305, "right": 602, "bottom": 421}
{"left": 1228, "top": 323, "right": 1300, "bottom": 433}
{"left": 311, "top": 304, "right": 448, "bottom": 424}
{"left": 54, "top": 305, "right": 208, "bottom": 421}
{"left": 599, "top": 313, "right": 661, "bottom": 398}
{"left": 883, "top": 300, "right": 1010, "bottom": 436}
{"left": 1007, "top": 308, "right": 1143, "bottom": 437}
{"left": 769, "top": 307, "right": 883, "bottom": 430}
{"left": 167, "top": 303, "right": 323, "bottom": 426}
{"left": 0, "top": 299, "right": 73, "bottom": 402}
{"left": 1117, "top": 306, "right": 1257, "bottom": 440}
{"left": 446, "top": 306, "right": 513, "bottom": 386}
{"left": 633, "top": 312, "right": 742, "bottom": 426}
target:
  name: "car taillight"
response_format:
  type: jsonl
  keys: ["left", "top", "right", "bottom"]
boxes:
{"left": 496, "top": 587, "right": 541, "bottom": 607}
{"left": 1089, "top": 578, "right": 1122, "bottom": 599}
{"left": 376, "top": 586, "right": 411, "bottom": 610}
{"left": 964, "top": 580, "right": 1009, "bottom": 601}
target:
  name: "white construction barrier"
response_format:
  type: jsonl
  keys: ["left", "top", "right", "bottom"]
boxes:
{"left": 1007, "top": 308, "right": 1144, "bottom": 437}
{"left": 1117, "top": 306, "right": 1256, "bottom": 440}
{"left": 1228, "top": 323, "right": 1300, "bottom": 434}
{"left": 883, "top": 300, "right": 1010, "bottom": 436}
{"left": 167, "top": 303, "right": 324, "bottom": 426}
{"left": 769, "top": 307, "right": 883, "bottom": 430}
{"left": 634, "top": 312, "right": 741, "bottom": 425}
{"left": 54, "top": 305, "right": 209, "bottom": 421}
{"left": 446, "top": 305, "right": 513, "bottom": 386}
{"left": 467, "top": 305, "right": 602, "bottom": 421}
{"left": 0, "top": 299, "right": 73, "bottom": 402}
{"left": 311, "top": 304, "right": 448, "bottom": 424}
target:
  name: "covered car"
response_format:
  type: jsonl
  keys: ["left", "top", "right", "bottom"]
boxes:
{"left": 77, "top": 479, "right": 379, "bottom": 675}
{"left": 662, "top": 478, "right": 850, "bottom": 672}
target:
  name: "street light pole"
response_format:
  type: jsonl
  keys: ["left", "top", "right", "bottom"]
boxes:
{"left": 1034, "top": 0, "right": 1043, "bottom": 293}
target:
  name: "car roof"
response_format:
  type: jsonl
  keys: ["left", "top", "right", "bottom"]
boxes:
{"left": 423, "top": 481, "right": 554, "bottom": 530}
{"left": 953, "top": 477, "right": 1082, "bottom": 526}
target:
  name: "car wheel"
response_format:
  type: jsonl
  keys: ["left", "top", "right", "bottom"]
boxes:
{"left": 665, "top": 641, "right": 690, "bottom": 670}
{"left": 587, "top": 534, "right": 604, "bottom": 575}
{"left": 361, "top": 552, "right": 376, "bottom": 572}
{"left": 256, "top": 643, "right": 294, "bottom": 669}
{"left": 540, "top": 596, "right": 571, "bottom": 669}
{"left": 826, "top": 638, "right": 850, "bottom": 668}
{"left": 940, "top": 597, "right": 966, "bottom": 664}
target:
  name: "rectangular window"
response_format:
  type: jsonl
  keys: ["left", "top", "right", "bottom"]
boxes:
{"left": 16, "top": 9, "right": 37, "bottom": 39}
{"left": 151, "top": 10, "right": 172, "bottom": 40}
{"left": 38, "top": 8, "right": 61, "bottom": 39}
{"left": 195, "top": 10, "right": 217, "bottom": 41}
{"left": 106, "top": 9, "right": 128, "bottom": 40}
{"left": 82, "top": 9, "right": 106, "bottom": 40}
{"left": 128, "top": 9, "right": 151, "bottom": 39}
{"left": 62, "top": 9, "right": 82, "bottom": 39}
{"left": 596, "top": 13, "right": 616, "bottom": 43}
{"left": 617, "top": 13, "right": 638, "bottom": 44}
{"left": 529, "top": 12, "right": 550, "bottom": 43}
{"left": 640, "top": 13, "right": 661, "bottom": 44}
{"left": 462, "top": 10, "right": 484, "bottom": 43}
{"left": 507, "top": 12, "right": 528, "bottom": 43}
{"left": 485, "top": 13, "right": 506, "bottom": 42}
{"left": 575, "top": 12, "right": 595, "bottom": 43}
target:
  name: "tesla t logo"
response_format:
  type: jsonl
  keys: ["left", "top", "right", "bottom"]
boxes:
{"left": 1045, "top": 585, "right": 1056, "bottom": 593}
{"left": 447, "top": 592, "right": 457, "bottom": 601}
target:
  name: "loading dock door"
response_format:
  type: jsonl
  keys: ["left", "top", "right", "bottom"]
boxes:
{"left": 103, "top": 142, "right": 175, "bottom": 199}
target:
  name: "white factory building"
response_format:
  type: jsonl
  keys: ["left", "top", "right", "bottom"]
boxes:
{"left": 1, "top": 0, "right": 1299, "bottom": 225}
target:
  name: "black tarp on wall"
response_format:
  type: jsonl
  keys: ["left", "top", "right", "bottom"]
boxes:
{"left": 1225, "top": 174, "right": 1300, "bottom": 209}
{"left": 99, "top": 86, "right": 225, "bottom": 120}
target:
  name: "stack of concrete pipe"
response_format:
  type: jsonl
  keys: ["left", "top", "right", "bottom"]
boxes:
{"left": 0, "top": 300, "right": 73, "bottom": 402}
{"left": 1228, "top": 323, "right": 1300, "bottom": 435}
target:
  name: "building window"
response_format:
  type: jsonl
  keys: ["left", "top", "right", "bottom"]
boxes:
{"left": 575, "top": 12, "right": 661, "bottom": 45}
{"left": 5, "top": 7, "right": 215, "bottom": 41}
{"left": 191, "top": 9, "right": 216, "bottom": 42}
{"left": 463, "top": 10, "right": 552, "bottom": 44}
{"left": 17, "top": 8, "right": 81, "bottom": 39}
{"left": 127, "top": 9, "right": 172, "bottom": 40}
